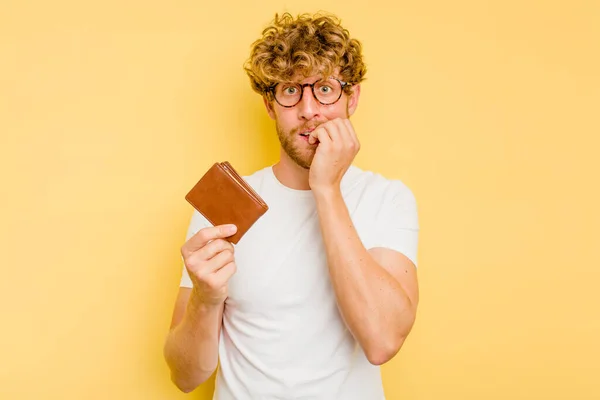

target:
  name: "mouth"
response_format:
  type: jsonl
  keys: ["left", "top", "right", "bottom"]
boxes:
{"left": 298, "top": 127, "right": 317, "bottom": 138}
{"left": 299, "top": 128, "right": 314, "bottom": 137}
{"left": 299, "top": 132, "right": 318, "bottom": 144}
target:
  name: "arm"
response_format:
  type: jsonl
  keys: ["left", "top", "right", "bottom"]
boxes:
{"left": 163, "top": 224, "right": 238, "bottom": 392}
{"left": 163, "top": 287, "right": 224, "bottom": 392}
{"left": 314, "top": 188, "right": 419, "bottom": 366}
{"left": 307, "top": 117, "right": 419, "bottom": 366}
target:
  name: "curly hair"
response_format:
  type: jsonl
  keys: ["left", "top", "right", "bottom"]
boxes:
{"left": 243, "top": 12, "right": 367, "bottom": 98}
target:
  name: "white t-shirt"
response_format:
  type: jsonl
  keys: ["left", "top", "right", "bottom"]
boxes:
{"left": 180, "top": 164, "right": 419, "bottom": 400}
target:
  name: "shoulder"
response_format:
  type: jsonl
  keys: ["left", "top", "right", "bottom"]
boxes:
{"left": 242, "top": 165, "right": 271, "bottom": 186}
{"left": 345, "top": 165, "right": 417, "bottom": 207}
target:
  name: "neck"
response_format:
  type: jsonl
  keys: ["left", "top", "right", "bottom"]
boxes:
{"left": 272, "top": 148, "right": 311, "bottom": 190}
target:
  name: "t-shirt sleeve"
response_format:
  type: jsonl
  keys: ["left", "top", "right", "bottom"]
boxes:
{"left": 368, "top": 181, "right": 420, "bottom": 267}
{"left": 179, "top": 210, "right": 214, "bottom": 288}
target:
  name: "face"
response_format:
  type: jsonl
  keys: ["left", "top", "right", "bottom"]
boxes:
{"left": 263, "top": 74, "right": 361, "bottom": 169}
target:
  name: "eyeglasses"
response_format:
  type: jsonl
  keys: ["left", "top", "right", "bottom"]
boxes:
{"left": 269, "top": 77, "right": 349, "bottom": 108}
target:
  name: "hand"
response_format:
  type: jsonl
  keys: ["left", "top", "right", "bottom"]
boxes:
{"left": 308, "top": 118, "right": 360, "bottom": 193}
{"left": 180, "top": 224, "right": 238, "bottom": 306}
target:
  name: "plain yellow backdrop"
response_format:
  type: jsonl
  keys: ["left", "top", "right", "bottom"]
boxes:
{"left": 1, "top": 0, "right": 599, "bottom": 399}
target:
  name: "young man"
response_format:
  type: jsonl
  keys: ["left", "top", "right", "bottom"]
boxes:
{"left": 164, "top": 12, "right": 420, "bottom": 399}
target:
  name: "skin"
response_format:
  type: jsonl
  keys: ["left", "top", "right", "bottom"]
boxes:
{"left": 163, "top": 73, "right": 419, "bottom": 393}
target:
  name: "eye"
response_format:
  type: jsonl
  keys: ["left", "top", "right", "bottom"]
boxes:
{"left": 318, "top": 85, "right": 332, "bottom": 94}
{"left": 283, "top": 86, "right": 298, "bottom": 95}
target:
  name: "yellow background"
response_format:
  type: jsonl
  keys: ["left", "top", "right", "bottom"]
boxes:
{"left": 1, "top": 0, "right": 598, "bottom": 399}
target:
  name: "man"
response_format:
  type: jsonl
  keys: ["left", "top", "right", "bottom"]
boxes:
{"left": 163, "top": 12, "right": 420, "bottom": 399}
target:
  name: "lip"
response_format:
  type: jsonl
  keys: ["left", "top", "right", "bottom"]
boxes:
{"left": 299, "top": 133, "right": 319, "bottom": 145}
{"left": 298, "top": 127, "right": 316, "bottom": 136}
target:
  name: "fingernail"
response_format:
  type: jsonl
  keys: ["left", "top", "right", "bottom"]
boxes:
{"left": 227, "top": 225, "right": 237, "bottom": 234}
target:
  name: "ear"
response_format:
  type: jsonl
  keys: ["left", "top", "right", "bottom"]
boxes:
{"left": 346, "top": 84, "right": 361, "bottom": 117}
{"left": 263, "top": 95, "right": 276, "bottom": 120}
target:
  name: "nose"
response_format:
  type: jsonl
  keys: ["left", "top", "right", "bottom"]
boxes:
{"left": 297, "top": 86, "right": 321, "bottom": 120}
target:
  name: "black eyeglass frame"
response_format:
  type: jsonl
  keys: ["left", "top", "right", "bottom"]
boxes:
{"left": 267, "top": 77, "right": 350, "bottom": 108}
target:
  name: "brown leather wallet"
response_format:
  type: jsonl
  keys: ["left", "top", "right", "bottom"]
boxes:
{"left": 185, "top": 161, "right": 268, "bottom": 244}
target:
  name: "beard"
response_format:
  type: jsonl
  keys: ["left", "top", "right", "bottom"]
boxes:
{"left": 275, "top": 120, "right": 320, "bottom": 170}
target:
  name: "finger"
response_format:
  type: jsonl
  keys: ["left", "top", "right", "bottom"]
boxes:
{"left": 331, "top": 118, "right": 355, "bottom": 148}
{"left": 323, "top": 120, "right": 342, "bottom": 147}
{"left": 307, "top": 128, "right": 319, "bottom": 145}
{"left": 184, "top": 243, "right": 232, "bottom": 274}
{"left": 210, "top": 261, "right": 237, "bottom": 286}
{"left": 308, "top": 126, "right": 330, "bottom": 146}
{"left": 182, "top": 224, "right": 237, "bottom": 258}
{"left": 198, "top": 238, "right": 234, "bottom": 261}
{"left": 342, "top": 118, "right": 360, "bottom": 149}
{"left": 205, "top": 249, "right": 235, "bottom": 273}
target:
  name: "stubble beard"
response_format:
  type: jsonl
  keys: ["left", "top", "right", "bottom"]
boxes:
{"left": 274, "top": 101, "right": 351, "bottom": 170}
{"left": 275, "top": 121, "right": 316, "bottom": 170}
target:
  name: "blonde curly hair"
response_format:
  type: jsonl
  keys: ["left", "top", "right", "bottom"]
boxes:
{"left": 244, "top": 12, "right": 367, "bottom": 98}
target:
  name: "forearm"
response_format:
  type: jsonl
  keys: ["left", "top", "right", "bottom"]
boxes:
{"left": 314, "top": 188, "right": 414, "bottom": 364}
{"left": 163, "top": 290, "right": 222, "bottom": 392}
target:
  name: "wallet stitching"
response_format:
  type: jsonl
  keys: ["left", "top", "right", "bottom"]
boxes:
{"left": 220, "top": 162, "right": 267, "bottom": 207}
{"left": 219, "top": 163, "right": 268, "bottom": 209}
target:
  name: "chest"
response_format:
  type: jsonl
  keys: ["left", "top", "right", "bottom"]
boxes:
{"left": 226, "top": 204, "right": 328, "bottom": 309}
{"left": 224, "top": 187, "right": 377, "bottom": 310}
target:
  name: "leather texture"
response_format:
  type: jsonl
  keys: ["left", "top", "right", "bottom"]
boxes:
{"left": 185, "top": 161, "right": 269, "bottom": 244}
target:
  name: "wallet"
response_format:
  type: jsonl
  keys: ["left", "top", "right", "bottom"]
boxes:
{"left": 185, "top": 161, "right": 269, "bottom": 244}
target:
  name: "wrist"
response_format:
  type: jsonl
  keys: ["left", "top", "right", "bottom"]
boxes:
{"left": 312, "top": 184, "right": 341, "bottom": 202}
{"left": 189, "top": 287, "right": 223, "bottom": 312}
